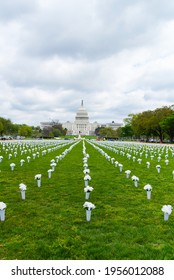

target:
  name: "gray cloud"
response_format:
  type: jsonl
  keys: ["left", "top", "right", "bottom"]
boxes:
{"left": 0, "top": 0, "right": 174, "bottom": 126}
{"left": 0, "top": 0, "right": 36, "bottom": 21}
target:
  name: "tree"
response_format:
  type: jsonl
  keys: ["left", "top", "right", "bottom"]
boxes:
{"left": 31, "top": 126, "right": 42, "bottom": 138}
{"left": 123, "top": 114, "right": 135, "bottom": 126}
{"left": 0, "top": 122, "right": 4, "bottom": 136}
{"left": 52, "top": 128, "right": 61, "bottom": 137}
{"left": 121, "top": 124, "right": 134, "bottom": 139}
{"left": 18, "top": 125, "right": 32, "bottom": 137}
{"left": 0, "top": 117, "right": 13, "bottom": 135}
{"left": 160, "top": 113, "right": 174, "bottom": 142}
{"left": 131, "top": 111, "right": 154, "bottom": 140}
{"left": 42, "top": 127, "right": 53, "bottom": 138}
{"left": 148, "top": 106, "right": 173, "bottom": 142}
{"left": 125, "top": 106, "right": 174, "bottom": 142}
{"left": 52, "top": 123, "right": 66, "bottom": 136}
{"left": 99, "top": 127, "right": 117, "bottom": 138}
{"left": 41, "top": 121, "right": 67, "bottom": 138}
{"left": 95, "top": 127, "right": 103, "bottom": 136}
{"left": 11, "top": 124, "right": 20, "bottom": 136}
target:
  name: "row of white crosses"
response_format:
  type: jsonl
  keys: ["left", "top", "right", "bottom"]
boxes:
{"left": 1, "top": 140, "right": 68, "bottom": 158}
{"left": 0, "top": 140, "right": 79, "bottom": 222}
{"left": 120, "top": 168, "right": 152, "bottom": 200}
{"left": 4, "top": 140, "right": 72, "bottom": 171}
{"left": 1, "top": 183, "right": 27, "bottom": 221}
{"left": 82, "top": 141, "right": 95, "bottom": 222}
{"left": 93, "top": 140, "right": 174, "bottom": 180}
{"left": 98, "top": 140, "right": 165, "bottom": 158}
{"left": 34, "top": 141, "right": 80, "bottom": 188}
{"left": 87, "top": 140, "right": 173, "bottom": 221}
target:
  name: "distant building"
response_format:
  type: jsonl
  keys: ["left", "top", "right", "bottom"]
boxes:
{"left": 40, "top": 101, "right": 123, "bottom": 136}
{"left": 40, "top": 121, "right": 55, "bottom": 130}
{"left": 100, "top": 121, "right": 122, "bottom": 130}
{"left": 62, "top": 100, "right": 100, "bottom": 136}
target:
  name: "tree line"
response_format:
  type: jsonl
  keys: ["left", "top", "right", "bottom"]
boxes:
{"left": 96, "top": 105, "right": 174, "bottom": 143}
{"left": 0, "top": 117, "right": 66, "bottom": 139}
{"left": 1, "top": 105, "right": 174, "bottom": 142}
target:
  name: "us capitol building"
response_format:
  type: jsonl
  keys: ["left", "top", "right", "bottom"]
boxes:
{"left": 40, "top": 101, "right": 122, "bottom": 136}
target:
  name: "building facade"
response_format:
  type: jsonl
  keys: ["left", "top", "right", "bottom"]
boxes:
{"left": 62, "top": 100, "right": 100, "bottom": 136}
{"left": 40, "top": 101, "right": 122, "bottom": 136}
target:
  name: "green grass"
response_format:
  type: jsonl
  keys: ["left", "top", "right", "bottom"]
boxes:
{"left": 0, "top": 139, "right": 174, "bottom": 260}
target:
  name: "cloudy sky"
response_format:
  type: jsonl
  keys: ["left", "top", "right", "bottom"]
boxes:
{"left": 0, "top": 0, "right": 174, "bottom": 126}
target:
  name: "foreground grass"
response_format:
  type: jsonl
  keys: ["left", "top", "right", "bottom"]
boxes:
{"left": 0, "top": 140, "right": 174, "bottom": 260}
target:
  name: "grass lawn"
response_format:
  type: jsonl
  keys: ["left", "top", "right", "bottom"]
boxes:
{"left": 0, "top": 139, "right": 174, "bottom": 260}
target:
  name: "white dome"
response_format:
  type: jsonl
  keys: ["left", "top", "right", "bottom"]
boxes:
{"left": 75, "top": 100, "right": 89, "bottom": 121}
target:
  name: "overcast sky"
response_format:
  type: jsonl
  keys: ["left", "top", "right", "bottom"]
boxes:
{"left": 0, "top": 0, "right": 174, "bottom": 126}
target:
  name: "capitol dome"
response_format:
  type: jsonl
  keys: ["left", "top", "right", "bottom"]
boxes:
{"left": 41, "top": 100, "right": 122, "bottom": 136}
{"left": 61, "top": 100, "right": 101, "bottom": 136}
{"left": 75, "top": 100, "right": 89, "bottom": 122}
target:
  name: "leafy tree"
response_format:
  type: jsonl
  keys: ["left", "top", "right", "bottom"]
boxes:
{"left": 11, "top": 124, "right": 20, "bottom": 136}
{"left": 95, "top": 126, "right": 103, "bottom": 136}
{"left": 0, "top": 117, "right": 13, "bottom": 135}
{"left": 0, "top": 122, "right": 4, "bottom": 136}
{"left": 160, "top": 113, "right": 174, "bottom": 142}
{"left": 52, "top": 123, "right": 67, "bottom": 136}
{"left": 49, "top": 131, "right": 54, "bottom": 138}
{"left": 148, "top": 106, "right": 173, "bottom": 142}
{"left": 125, "top": 106, "right": 174, "bottom": 142}
{"left": 123, "top": 114, "right": 135, "bottom": 125}
{"left": 52, "top": 128, "right": 61, "bottom": 137}
{"left": 63, "top": 128, "right": 67, "bottom": 136}
{"left": 131, "top": 111, "right": 154, "bottom": 140}
{"left": 18, "top": 125, "right": 32, "bottom": 137}
{"left": 114, "top": 127, "right": 122, "bottom": 139}
{"left": 41, "top": 121, "right": 67, "bottom": 138}
{"left": 42, "top": 127, "right": 53, "bottom": 138}
{"left": 121, "top": 124, "right": 134, "bottom": 139}
{"left": 99, "top": 127, "right": 117, "bottom": 138}
{"left": 31, "top": 126, "right": 42, "bottom": 138}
